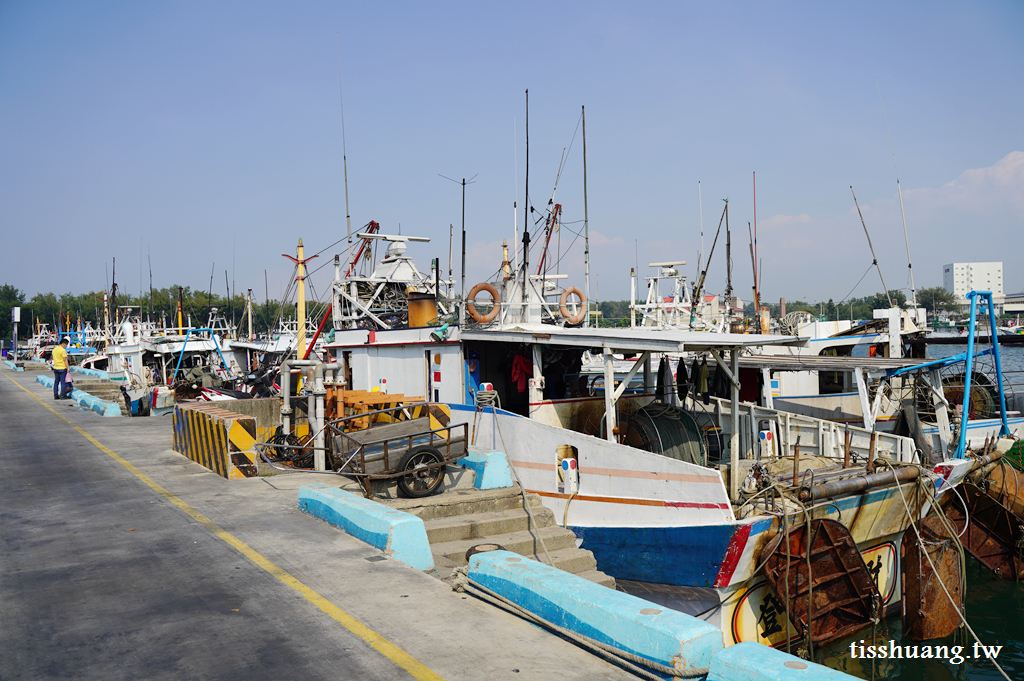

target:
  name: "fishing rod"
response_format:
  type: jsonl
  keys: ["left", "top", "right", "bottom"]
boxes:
{"left": 850, "top": 186, "right": 893, "bottom": 308}
{"left": 690, "top": 199, "right": 728, "bottom": 327}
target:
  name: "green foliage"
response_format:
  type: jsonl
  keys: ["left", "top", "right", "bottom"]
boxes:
{"left": 0, "top": 284, "right": 26, "bottom": 341}
{"left": 918, "top": 286, "right": 959, "bottom": 313}
{"left": 3, "top": 284, "right": 298, "bottom": 342}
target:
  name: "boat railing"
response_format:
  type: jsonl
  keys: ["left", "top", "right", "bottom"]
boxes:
{"left": 700, "top": 394, "right": 917, "bottom": 466}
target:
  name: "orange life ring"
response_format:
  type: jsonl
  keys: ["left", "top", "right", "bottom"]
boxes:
{"left": 559, "top": 286, "right": 587, "bottom": 324}
{"left": 467, "top": 282, "right": 501, "bottom": 323}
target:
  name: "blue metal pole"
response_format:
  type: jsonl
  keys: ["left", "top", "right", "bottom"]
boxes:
{"left": 955, "top": 293, "right": 981, "bottom": 458}
{"left": 171, "top": 330, "right": 193, "bottom": 383}
{"left": 211, "top": 335, "right": 231, "bottom": 375}
{"left": 984, "top": 292, "right": 1011, "bottom": 437}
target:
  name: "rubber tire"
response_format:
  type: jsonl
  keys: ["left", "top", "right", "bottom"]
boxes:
{"left": 396, "top": 446, "right": 446, "bottom": 498}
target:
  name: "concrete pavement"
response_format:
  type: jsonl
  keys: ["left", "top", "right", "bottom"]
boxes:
{"left": 1, "top": 367, "right": 634, "bottom": 681}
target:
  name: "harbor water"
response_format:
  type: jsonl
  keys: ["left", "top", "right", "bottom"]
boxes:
{"left": 817, "top": 344, "right": 1024, "bottom": 680}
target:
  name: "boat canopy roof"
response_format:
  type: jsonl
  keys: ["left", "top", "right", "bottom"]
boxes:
{"left": 708, "top": 354, "right": 925, "bottom": 373}
{"left": 460, "top": 324, "right": 806, "bottom": 354}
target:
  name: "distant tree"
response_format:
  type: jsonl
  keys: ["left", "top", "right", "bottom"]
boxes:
{"left": 870, "top": 290, "right": 907, "bottom": 310}
{"left": 918, "top": 286, "right": 959, "bottom": 313}
{"left": 0, "top": 284, "right": 26, "bottom": 340}
{"left": 825, "top": 298, "right": 837, "bottom": 321}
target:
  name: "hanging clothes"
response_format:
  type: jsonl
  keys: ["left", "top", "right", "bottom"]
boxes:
{"left": 690, "top": 357, "right": 701, "bottom": 404}
{"left": 700, "top": 357, "right": 710, "bottom": 405}
{"left": 676, "top": 358, "right": 690, "bottom": 403}
{"left": 712, "top": 361, "right": 730, "bottom": 399}
{"left": 657, "top": 356, "right": 675, "bottom": 403}
{"left": 511, "top": 354, "right": 533, "bottom": 393}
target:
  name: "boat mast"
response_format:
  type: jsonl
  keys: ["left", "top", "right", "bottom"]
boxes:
{"left": 877, "top": 83, "right": 916, "bottom": 309}
{"left": 582, "top": 105, "right": 590, "bottom": 328}
{"left": 724, "top": 200, "right": 732, "bottom": 328}
{"left": 522, "top": 89, "right": 530, "bottom": 309}
{"left": 850, "top": 186, "right": 893, "bottom": 308}
{"left": 338, "top": 36, "right": 353, "bottom": 263}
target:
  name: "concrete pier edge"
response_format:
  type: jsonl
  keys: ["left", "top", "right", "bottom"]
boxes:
{"left": 467, "top": 550, "right": 722, "bottom": 672}
{"left": 707, "top": 642, "right": 853, "bottom": 680}
{"left": 298, "top": 483, "right": 434, "bottom": 571}
{"left": 71, "top": 366, "right": 111, "bottom": 380}
{"left": 35, "top": 374, "right": 122, "bottom": 417}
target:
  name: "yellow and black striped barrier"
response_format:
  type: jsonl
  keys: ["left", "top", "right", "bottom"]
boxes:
{"left": 172, "top": 403, "right": 259, "bottom": 479}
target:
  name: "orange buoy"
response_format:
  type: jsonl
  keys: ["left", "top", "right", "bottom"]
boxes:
{"left": 467, "top": 283, "right": 501, "bottom": 323}
{"left": 559, "top": 286, "right": 586, "bottom": 324}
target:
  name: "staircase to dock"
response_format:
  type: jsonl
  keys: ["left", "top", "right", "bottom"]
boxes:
{"left": 69, "top": 376, "right": 127, "bottom": 410}
{"left": 385, "top": 485, "right": 616, "bottom": 588}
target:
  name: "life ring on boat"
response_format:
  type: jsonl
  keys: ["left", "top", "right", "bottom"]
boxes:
{"left": 467, "top": 283, "right": 501, "bottom": 323}
{"left": 559, "top": 286, "right": 587, "bottom": 324}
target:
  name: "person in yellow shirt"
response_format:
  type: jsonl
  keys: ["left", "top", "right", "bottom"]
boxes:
{"left": 52, "top": 337, "right": 71, "bottom": 400}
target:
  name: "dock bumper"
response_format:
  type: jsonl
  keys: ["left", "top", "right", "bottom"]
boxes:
{"left": 71, "top": 366, "right": 111, "bottom": 380}
{"left": 467, "top": 550, "right": 721, "bottom": 674}
{"left": 707, "top": 642, "right": 853, "bottom": 680}
{"left": 171, "top": 403, "right": 259, "bottom": 479}
{"left": 35, "top": 374, "right": 122, "bottom": 417}
{"left": 455, "top": 445, "right": 514, "bottom": 489}
{"left": 298, "top": 483, "right": 434, "bottom": 571}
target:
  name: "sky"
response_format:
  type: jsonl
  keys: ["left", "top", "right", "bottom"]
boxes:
{"left": 2, "top": 1, "right": 1022, "bottom": 310}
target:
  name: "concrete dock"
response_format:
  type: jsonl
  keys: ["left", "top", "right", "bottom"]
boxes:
{"left": 0, "top": 367, "right": 635, "bottom": 681}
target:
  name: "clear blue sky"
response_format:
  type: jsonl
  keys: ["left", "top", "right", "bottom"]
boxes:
{"left": 2, "top": 1, "right": 1022, "bottom": 308}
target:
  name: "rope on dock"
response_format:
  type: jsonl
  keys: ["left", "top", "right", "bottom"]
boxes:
{"left": 451, "top": 568, "right": 709, "bottom": 680}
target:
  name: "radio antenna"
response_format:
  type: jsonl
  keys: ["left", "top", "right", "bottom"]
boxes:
{"left": 877, "top": 80, "right": 915, "bottom": 308}
{"left": 338, "top": 35, "right": 353, "bottom": 257}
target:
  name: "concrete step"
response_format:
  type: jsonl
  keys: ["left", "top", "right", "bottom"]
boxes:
{"left": 423, "top": 505, "right": 557, "bottom": 544}
{"left": 432, "top": 524, "right": 582, "bottom": 566}
{"left": 574, "top": 569, "right": 617, "bottom": 589}
{"left": 385, "top": 486, "right": 546, "bottom": 521}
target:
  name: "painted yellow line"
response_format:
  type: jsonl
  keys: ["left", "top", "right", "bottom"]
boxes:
{"left": 3, "top": 372, "right": 445, "bottom": 681}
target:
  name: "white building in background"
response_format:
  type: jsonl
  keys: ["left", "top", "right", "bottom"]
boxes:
{"left": 943, "top": 262, "right": 1004, "bottom": 304}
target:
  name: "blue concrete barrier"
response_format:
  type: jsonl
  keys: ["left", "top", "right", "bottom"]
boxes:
{"left": 456, "top": 445, "right": 514, "bottom": 490}
{"left": 708, "top": 642, "right": 853, "bottom": 680}
{"left": 468, "top": 550, "right": 721, "bottom": 674}
{"left": 35, "top": 375, "right": 122, "bottom": 417}
{"left": 4, "top": 359, "right": 24, "bottom": 372}
{"left": 71, "top": 366, "right": 110, "bottom": 380}
{"left": 298, "top": 484, "right": 434, "bottom": 571}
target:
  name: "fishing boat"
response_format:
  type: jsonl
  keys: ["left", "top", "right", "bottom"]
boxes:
{"left": 301, "top": 231, "right": 966, "bottom": 648}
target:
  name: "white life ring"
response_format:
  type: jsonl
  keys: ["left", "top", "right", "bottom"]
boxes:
{"left": 467, "top": 283, "right": 501, "bottom": 323}
{"left": 559, "top": 286, "right": 587, "bottom": 324}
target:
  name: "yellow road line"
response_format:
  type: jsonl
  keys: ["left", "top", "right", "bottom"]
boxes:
{"left": 3, "top": 373, "right": 444, "bottom": 681}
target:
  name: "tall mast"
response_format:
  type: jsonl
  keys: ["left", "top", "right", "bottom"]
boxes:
{"left": 724, "top": 200, "right": 732, "bottom": 327}
{"left": 522, "top": 89, "right": 530, "bottom": 306}
{"left": 877, "top": 82, "right": 916, "bottom": 308}
{"left": 851, "top": 186, "right": 893, "bottom": 307}
{"left": 514, "top": 119, "right": 519, "bottom": 271}
{"left": 338, "top": 37, "right": 353, "bottom": 259}
{"left": 753, "top": 171, "right": 759, "bottom": 312}
{"left": 582, "top": 105, "right": 590, "bottom": 328}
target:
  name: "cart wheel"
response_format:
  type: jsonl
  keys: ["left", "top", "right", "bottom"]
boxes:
{"left": 396, "top": 446, "right": 446, "bottom": 498}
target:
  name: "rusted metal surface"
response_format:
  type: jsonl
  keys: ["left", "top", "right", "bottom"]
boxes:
{"left": 901, "top": 516, "right": 962, "bottom": 641}
{"left": 761, "top": 518, "right": 881, "bottom": 646}
{"left": 798, "top": 466, "right": 920, "bottom": 502}
{"left": 944, "top": 483, "right": 1024, "bottom": 580}
{"left": 983, "top": 463, "right": 1024, "bottom": 522}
